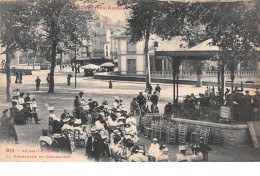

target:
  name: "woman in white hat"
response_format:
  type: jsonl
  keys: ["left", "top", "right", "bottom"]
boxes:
{"left": 128, "top": 146, "right": 148, "bottom": 162}
{"left": 176, "top": 145, "right": 191, "bottom": 162}
{"left": 157, "top": 144, "right": 170, "bottom": 162}
{"left": 49, "top": 107, "right": 62, "bottom": 134}
{"left": 148, "top": 138, "right": 161, "bottom": 160}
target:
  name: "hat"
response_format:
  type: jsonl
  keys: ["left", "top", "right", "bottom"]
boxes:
{"left": 130, "top": 131, "right": 135, "bottom": 136}
{"left": 119, "top": 98, "right": 123, "bottom": 101}
{"left": 16, "top": 105, "right": 23, "bottom": 111}
{"left": 63, "top": 118, "right": 70, "bottom": 123}
{"left": 118, "top": 121, "right": 124, "bottom": 126}
{"left": 3, "top": 109, "right": 8, "bottom": 114}
{"left": 113, "top": 129, "right": 120, "bottom": 134}
{"left": 138, "top": 149, "right": 144, "bottom": 153}
{"left": 53, "top": 134, "right": 62, "bottom": 138}
{"left": 118, "top": 116, "right": 126, "bottom": 120}
{"left": 245, "top": 90, "right": 249, "bottom": 93}
{"left": 90, "top": 127, "right": 96, "bottom": 133}
{"left": 152, "top": 138, "right": 158, "bottom": 142}
{"left": 48, "top": 107, "right": 54, "bottom": 111}
{"left": 79, "top": 91, "right": 84, "bottom": 95}
{"left": 89, "top": 98, "right": 92, "bottom": 101}
{"left": 179, "top": 145, "right": 187, "bottom": 151}
{"left": 83, "top": 106, "right": 89, "bottom": 111}
{"left": 74, "top": 119, "right": 82, "bottom": 125}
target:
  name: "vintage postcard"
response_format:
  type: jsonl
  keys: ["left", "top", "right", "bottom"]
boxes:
{"left": 0, "top": 0, "right": 259, "bottom": 162}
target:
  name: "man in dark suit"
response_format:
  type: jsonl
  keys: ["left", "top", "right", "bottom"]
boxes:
{"left": 137, "top": 92, "right": 146, "bottom": 109}
{"left": 150, "top": 92, "right": 159, "bottom": 106}
{"left": 85, "top": 127, "right": 103, "bottom": 162}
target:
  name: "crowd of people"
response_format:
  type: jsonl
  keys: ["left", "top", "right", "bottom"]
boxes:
{"left": 10, "top": 89, "right": 40, "bottom": 125}
{"left": 37, "top": 89, "right": 179, "bottom": 162}
{"left": 129, "top": 84, "right": 162, "bottom": 116}
{"left": 0, "top": 89, "right": 41, "bottom": 144}
{"left": 171, "top": 85, "right": 260, "bottom": 122}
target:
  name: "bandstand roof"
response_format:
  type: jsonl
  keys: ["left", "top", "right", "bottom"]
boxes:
{"left": 155, "top": 39, "right": 220, "bottom": 60}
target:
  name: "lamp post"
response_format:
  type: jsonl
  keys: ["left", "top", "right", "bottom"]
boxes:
{"left": 74, "top": 39, "right": 77, "bottom": 88}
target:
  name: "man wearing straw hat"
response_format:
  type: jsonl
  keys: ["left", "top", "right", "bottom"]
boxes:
{"left": 85, "top": 127, "right": 103, "bottom": 162}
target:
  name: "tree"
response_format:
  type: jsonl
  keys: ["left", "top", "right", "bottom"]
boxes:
{"left": 118, "top": 0, "right": 168, "bottom": 90}
{"left": 35, "top": 0, "right": 97, "bottom": 93}
{"left": 184, "top": 1, "right": 260, "bottom": 96}
{"left": 0, "top": 1, "right": 32, "bottom": 102}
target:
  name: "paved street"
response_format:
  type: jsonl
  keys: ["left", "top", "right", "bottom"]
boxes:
{"left": 0, "top": 71, "right": 260, "bottom": 162}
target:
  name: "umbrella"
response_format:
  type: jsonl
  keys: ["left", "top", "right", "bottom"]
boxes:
{"left": 100, "top": 62, "right": 115, "bottom": 67}
{"left": 81, "top": 64, "right": 100, "bottom": 70}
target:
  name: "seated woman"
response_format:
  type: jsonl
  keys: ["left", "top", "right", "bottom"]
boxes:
{"left": 107, "top": 113, "right": 118, "bottom": 132}
{"left": 110, "top": 134, "right": 123, "bottom": 162}
{"left": 157, "top": 144, "right": 170, "bottom": 162}
{"left": 49, "top": 107, "right": 62, "bottom": 134}
{"left": 15, "top": 104, "right": 26, "bottom": 125}
{"left": 176, "top": 145, "right": 192, "bottom": 162}
{"left": 190, "top": 144, "right": 203, "bottom": 162}
{"left": 128, "top": 146, "right": 148, "bottom": 162}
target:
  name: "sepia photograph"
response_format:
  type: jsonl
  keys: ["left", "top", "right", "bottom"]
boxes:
{"left": 0, "top": 0, "right": 259, "bottom": 164}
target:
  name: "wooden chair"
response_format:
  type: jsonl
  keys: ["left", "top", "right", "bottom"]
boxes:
{"left": 166, "top": 126, "right": 177, "bottom": 144}
{"left": 200, "top": 127, "right": 211, "bottom": 144}
{"left": 86, "top": 113, "right": 92, "bottom": 125}
{"left": 137, "top": 144, "right": 146, "bottom": 154}
{"left": 178, "top": 125, "right": 187, "bottom": 144}
{"left": 212, "top": 128, "right": 222, "bottom": 145}
{"left": 191, "top": 125, "right": 201, "bottom": 143}
{"left": 48, "top": 117, "right": 53, "bottom": 133}
{"left": 74, "top": 129, "right": 85, "bottom": 147}
{"left": 40, "top": 141, "right": 51, "bottom": 150}
{"left": 219, "top": 106, "right": 231, "bottom": 123}
{"left": 151, "top": 124, "right": 162, "bottom": 141}
{"left": 144, "top": 126, "right": 152, "bottom": 138}
{"left": 0, "top": 129, "right": 15, "bottom": 144}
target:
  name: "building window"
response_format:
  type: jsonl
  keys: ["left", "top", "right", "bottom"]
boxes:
{"left": 127, "top": 42, "right": 136, "bottom": 53}
{"left": 106, "top": 45, "right": 108, "bottom": 50}
{"left": 106, "top": 51, "right": 108, "bottom": 57}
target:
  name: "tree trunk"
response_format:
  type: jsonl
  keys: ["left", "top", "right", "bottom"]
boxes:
{"left": 48, "top": 40, "right": 57, "bottom": 93}
{"left": 6, "top": 50, "right": 11, "bottom": 102}
{"left": 220, "top": 59, "right": 225, "bottom": 99}
{"left": 60, "top": 50, "right": 63, "bottom": 70}
{"left": 196, "top": 74, "right": 202, "bottom": 87}
{"left": 144, "top": 29, "right": 151, "bottom": 90}
{"left": 33, "top": 51, "right": 36, "bottom": 71}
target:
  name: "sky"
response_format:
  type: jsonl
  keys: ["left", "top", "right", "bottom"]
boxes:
{"left": 96, "top": 0, "right": 130, "bottom": 22}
